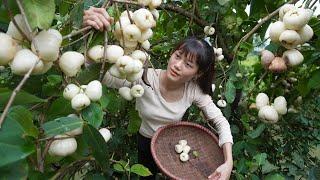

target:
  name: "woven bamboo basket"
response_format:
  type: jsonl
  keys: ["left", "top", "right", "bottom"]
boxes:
{"left": 151, "top": 121, "right": 224, "bottom": 180}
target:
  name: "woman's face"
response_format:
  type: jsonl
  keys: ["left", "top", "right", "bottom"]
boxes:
{"left": 165, "top": 50, "right": 199, "bottom": 83}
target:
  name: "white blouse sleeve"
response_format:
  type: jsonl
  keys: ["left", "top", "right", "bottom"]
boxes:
{"left": 193, "top": 86, "right": 233, "bottom": 147}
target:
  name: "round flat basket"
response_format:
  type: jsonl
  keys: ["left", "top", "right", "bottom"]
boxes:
{"left": 151, "top": 121, "right": 224, "bottom": 180}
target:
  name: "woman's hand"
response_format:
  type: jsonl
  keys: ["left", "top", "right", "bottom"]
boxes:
{"left": 208, "top": 160, "right": 233, "bottom": 180}
{"left": 83, "top": 7, "right": 114, "bottom": 31}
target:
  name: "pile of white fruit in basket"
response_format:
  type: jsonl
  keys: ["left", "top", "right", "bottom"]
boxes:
{"left": 63, "top": 80, "right": 102, "bottom": 111}
{"left": 262, "top": 4, "right": 314, "bottom": 73}
{"left": 175, "top": 140, "right": 192, "bottom": 162}
{"left": 255, "top": 93, "right": 287, "bottom": 123}
{"left": 49, "top": 114, "right": 112, "bottom": 157}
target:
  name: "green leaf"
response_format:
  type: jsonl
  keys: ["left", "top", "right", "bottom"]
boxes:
{"left": 0, "top": 88, "right": 46, "bottom": 111}
{"left": 47, "top": 97, "right": 73, "bottom": 120}
{"left": 192, "top": 150, "right": 199, "bottom": 157}
{"left": 0, "top": 143, "right": 34, "bottom": 167}
{"left": 233, "top": 141, "right": 246, "bottom": 157}
{"left": 0, "top": 160, "right": 29, "bottom": 179}
{"left": 105, "top": 90, "right": 126, "bottom": 114}
{"left": 265, "top": 42, "right": 280, "bottom": 53}
{"left": 264, "top": 173, "right": 285, "bottom": 180}
{"left": 83, "top": 124, "right": 109, "bottom": 171}
{"left": 100, "top": 86, "right": 110, "bottom": 110}
{"left": 130, "top": 164, "right": 152, "bottom": 177}
{"left": 292, "top": 152, "right": 304, "bottom": 169}
{"left": 69, "top": 2, "right": 84, "bottom": 28}
{"left": 225, "top": 79, "right": 236, "bottom": 103}
{"left": 47, "top": 75, "right": 62, "bottom": 86}
{"left": 262, "top": 160, "right": 279, "bottom": 174}
{"left": 42, "top": 116, "right": 83, "bottom": 137}
{"left": 253, "top": 153, "right": 267, "bottom": 166}
{"left": 0, "top": 107, "right": 37, "bottom": 167}
{"left": 84, "top": 0, "right": 103, "bottom": 9}
{"left": 0, "top": 116, "right": 24, "bottom": 146}
{"left": 82, "top": 103, "right": 103, "bottom": 128}
{"left": 6, "top": 106, "right": 38, "bottom": 138}
{"left": 308, "top": 70, "right": 320, "bottom": 89}
{"left": 248, "top": 124, "right": 265, "bottom": 139}
{"left": 127, "top": 108, "right": 142, "bottom": 134}
{"left": 217, "top": 0, "right": 230, "bottom": 6}
{"left": 113, "top": 163, "right": 125, "bottom": 172}
{"left": 235, "top": 158, "right": 247, "bottom": 173}
{"left": 76, "top": 61, "right": 101, "bottom": 85}
{"left": 0, "top": 1, "right": 19, "bottom": 23}
{"left": 22, "top": 0, "right": 55, "bottom": 29}
{"left": 297, "top": 79, "right": 311, "bottom": 97}
{"left": 113, "top": 160, "right": 129, "bottom": 172}
{"left": 308, "top": 166, "right": 320, "bottom": 180}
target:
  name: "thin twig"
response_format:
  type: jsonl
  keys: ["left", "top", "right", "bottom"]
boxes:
{"left": 110, "top": 0, "right": 209, "bottom": 26}
{"left": 40, "top": 139, "right": 54, "bottom": 171}
{"left": 243, "top": 71, "right": 268, "bottom": 102}
{"left": 99, "top": 31, "right": 109, "bottom": 81}
{"left": 99, "top": 0, "right": 113, "bottom": 81}
{"left": 3, "top": 0, "right": 31, "bottom": 41}
{"left": 36, "top": 141, "right": 42, "bottom": 172}
{"left": 16, "top": 0, "right": 34, "bottom": 36}
{"left": 188, "top": 0, "right": 197, "bottom": 35}
{"left": 54, "top": 157, "right": 95, "bottom": 179}
{"left": 62, "top": 31, "right": 92, "bottom": 48}
{"left": 63, "top": 26, "right": 92, "bottom": 40}
{"left": 62, "top": 0, "right": 112, "bottom": 40}
{"left": 160, "top": 3, "right": 208, "bottom": 26}
{"left": 0, "top": 0, "right": 41, "bottom": 128}
{"left": 232, "top": 0, "right": 299, "bottom": 60}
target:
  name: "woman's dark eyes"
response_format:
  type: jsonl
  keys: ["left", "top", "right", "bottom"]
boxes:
{"left": 175, "top": 53, "right": 193, "bottom": 68}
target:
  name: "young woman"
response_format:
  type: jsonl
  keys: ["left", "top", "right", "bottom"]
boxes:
{"left": 83, "top": 7, "right": 233, "bottom": 180}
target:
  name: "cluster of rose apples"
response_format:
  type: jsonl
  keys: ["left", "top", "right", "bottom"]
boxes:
{"left": 262, "top": 5, "right": 314, "bottom": 73}
{"left": 0, "top": 14, "right": 62, "bottom": 75}
{"left": 114, "top": 8, "right": 159, "bottom": 54}
{"left": 48, "top": 114, "right": 112, "bottom": 157}
{"left": 63, "top": 80, "right": 102, "bottom": 111}
{"left": 0, "top": 14, "right": 91, "bottom": 78}
{"left": 118, "top": 84, "right": 145, "bottom": 101}
{"left": 255, "top": 93, "right": 287, "bottom": 123}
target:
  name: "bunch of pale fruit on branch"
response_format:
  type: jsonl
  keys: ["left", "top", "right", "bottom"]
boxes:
{"left": 262, "top": 4, "right": 314, "bottom": 73}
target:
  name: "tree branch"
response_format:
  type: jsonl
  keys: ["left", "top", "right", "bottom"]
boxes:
{"left": 62, "top": 0, "right": 113, "bottom": 40}
{"left": 63, "top": 26, "right": 91, "bottom": 40}
{"left": 233, "top": 0, "right": 299, "bottom": 57}
{"left": 160, "top": 3, "right": 209, "bottom": 27}
{"left": 3, "top": 0, "right": 31, "bottom": 41}
{"left": 99, "top": 31, "right": 109, "bottom": 81}
{"left": 0, "top": 0, "right": 39, "bottom": 128}
{"left": 16, "top": 0, "right": 34, "bottom": 36}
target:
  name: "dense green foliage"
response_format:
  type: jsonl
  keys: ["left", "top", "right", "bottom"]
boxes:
{"left": 0, "top": 0, "right": 319, "bottom": 179}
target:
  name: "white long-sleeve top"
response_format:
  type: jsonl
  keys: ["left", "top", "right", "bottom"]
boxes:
{"left": 102, "top": 68, "right": 233, "bottom": 147}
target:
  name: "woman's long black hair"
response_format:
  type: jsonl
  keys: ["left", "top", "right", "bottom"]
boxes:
{"left": 172, "top": 37, "right": 215, "bottom": 96}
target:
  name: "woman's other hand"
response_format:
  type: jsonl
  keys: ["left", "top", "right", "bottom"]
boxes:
{"left": 83, "top": 7, "right": 114, "bottom": 31}
{"left": 208, "top": 160, "right": 233, "bottom": 180}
